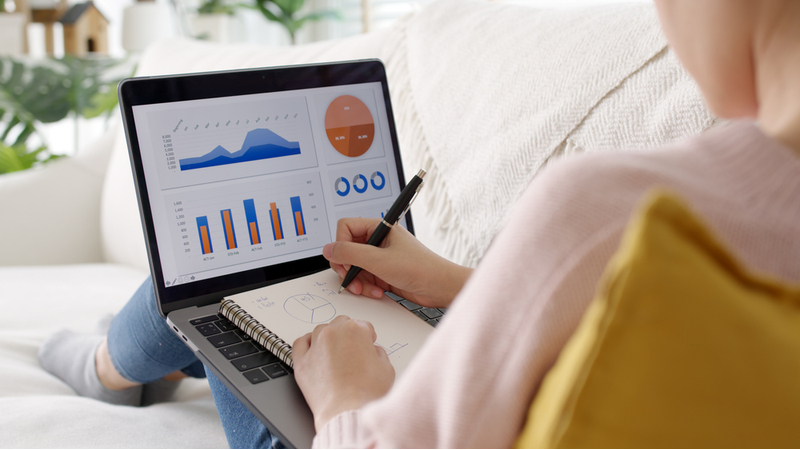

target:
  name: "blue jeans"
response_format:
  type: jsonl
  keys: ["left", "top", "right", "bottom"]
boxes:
{"left": 107, "top": 277, "right": 283, "bottom": 449}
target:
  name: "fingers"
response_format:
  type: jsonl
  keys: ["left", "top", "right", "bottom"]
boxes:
{"left": 326, "top": 264, "right": 386, "bottom": 299}
{"left": 324, "top": 240, "right": 384, "bottom": 271}
{"left": 292, "top": 332, "right": 312, "bottom": 358}
{"left": 335, "top": 217, "right": 381, "bottom": 243}
{"left": 310, "top": 316, "right": 376, "bottom": 344}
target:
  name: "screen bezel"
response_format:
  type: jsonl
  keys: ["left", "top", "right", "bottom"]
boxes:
{"left": 118, "top": 60, "right": 411, "bottom": 317}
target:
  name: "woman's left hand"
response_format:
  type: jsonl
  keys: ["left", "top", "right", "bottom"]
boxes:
{"left": 293, "top": 316, "right": 395, "bottom": 431}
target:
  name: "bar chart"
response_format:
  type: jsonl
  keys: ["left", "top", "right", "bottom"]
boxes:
{"left": 195, "top": 197, "right": 312, "bottom": 255}
{"left": 163, "top": 172, "right": 331, "bottom": 278}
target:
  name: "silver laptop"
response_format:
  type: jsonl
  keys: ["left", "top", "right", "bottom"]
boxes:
{"left": 118, "top": 60, "right": 414, "bottom": 448}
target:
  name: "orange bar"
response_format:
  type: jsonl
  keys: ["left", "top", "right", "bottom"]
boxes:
{"left": 249, "top": 221, "right": 260, "bottom": 244}
{"left": 223, "top": 210, "right": 236, "bottom": 249}
{"left": 270, "top": 202, "right": 283, "bottom": 240}
{"left": 200, "top": 225, "right": 211, "bottom": 254}
{"left": 294, "top": 211, "right": 305, "bottom": 236}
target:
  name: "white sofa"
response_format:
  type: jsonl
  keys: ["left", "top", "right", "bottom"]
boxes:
{"left": 0, "top": 0, "right": 716, "bottom": 447}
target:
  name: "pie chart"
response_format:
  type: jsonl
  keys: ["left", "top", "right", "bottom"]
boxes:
{"left": 325, "top": 95, "right": 375, "bottom": 157}
{"left": 284, "top": 293, "right": 336, "bottom": 324}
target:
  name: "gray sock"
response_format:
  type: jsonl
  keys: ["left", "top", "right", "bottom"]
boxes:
{"left": 38, "top": 329, "right": 143, "bottom": 407}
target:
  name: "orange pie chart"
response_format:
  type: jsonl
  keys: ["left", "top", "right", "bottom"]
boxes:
{"left": 325, "top": 95, "right": 375, "bottom": 157}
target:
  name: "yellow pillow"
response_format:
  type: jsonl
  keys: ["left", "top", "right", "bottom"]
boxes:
{"left": 516, "top": 190, "right": 800, "bottom": 448}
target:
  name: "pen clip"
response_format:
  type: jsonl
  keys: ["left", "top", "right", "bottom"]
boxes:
{"left": 396, "top": 180, "right": 424, "bottom": 224}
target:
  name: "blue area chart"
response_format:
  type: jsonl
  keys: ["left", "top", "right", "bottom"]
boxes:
{"left": 179, "top": 128, "right": 301, "bottom": 171}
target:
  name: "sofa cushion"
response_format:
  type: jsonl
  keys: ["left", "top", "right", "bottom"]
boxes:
{"left": 515, "top": 190, "right": 800, "bottom": 448}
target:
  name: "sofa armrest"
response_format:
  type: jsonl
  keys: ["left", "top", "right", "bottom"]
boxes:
{"left": 0, "top": 121, "right": 117, "bottom": 266}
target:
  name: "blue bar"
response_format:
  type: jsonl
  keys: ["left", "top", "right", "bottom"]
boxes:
{"left": 290, "top": 196, "right": 306, "bottom": 236}
{"left": 276, "top": 209, "right": 284, "bottom": 239}
{"left": 243, "top": 199, "right": 261, "bottom": 245}
{"left": 196, "top": 216, "right": 213, "bottom": 254}
{"left": 220, "top": 209, "right": 238, "bottom": 250}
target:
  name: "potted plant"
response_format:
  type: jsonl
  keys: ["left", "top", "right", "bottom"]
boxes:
{"left": 192, "top": 0, "right": 247, "bottom": 43}
{"left": 249, "top": 0, "right": 340, "bottom": 45}
{"left": 0, "top": 55, "right": 124, "bottom": 174}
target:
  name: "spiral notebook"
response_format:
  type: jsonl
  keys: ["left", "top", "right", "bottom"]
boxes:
{"left": 219, "top": 269, "right": 434, "bottom": 375}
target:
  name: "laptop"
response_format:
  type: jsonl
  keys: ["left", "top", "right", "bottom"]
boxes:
{"left": 117, "top": 60, "right": 432, "bottom": 448}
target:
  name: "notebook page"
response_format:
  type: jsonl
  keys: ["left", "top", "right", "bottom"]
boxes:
{"left": 225, "top": 269, "right": 434, "bottom": 375}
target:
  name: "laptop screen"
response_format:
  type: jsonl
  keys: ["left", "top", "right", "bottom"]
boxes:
{"left": 119, "top": 61, "right": 410, "bottom": 315}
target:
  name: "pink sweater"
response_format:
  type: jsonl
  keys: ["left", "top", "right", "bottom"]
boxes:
{"left": 314, "top": 121, "right": 800, "bottom": 448}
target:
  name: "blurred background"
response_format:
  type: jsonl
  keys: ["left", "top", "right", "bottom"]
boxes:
{"left": 0, "top": 0, "right": 645, "bottom": 173}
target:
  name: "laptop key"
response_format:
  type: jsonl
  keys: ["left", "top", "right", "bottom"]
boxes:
{"left": 207, "top": 331, "right": 242, "bottom": 348}
{"left": 420, "top": 307, "right": 443, "bottom": 319}
{"left": 234, "top": 329, "right": 252, "bottom": 340}
{"left": 399, "top": 300, "right": 422, "bottom": 311}
{"left": 219, "top": 342, "right": 258, "bottom": 360}
{"left": 231, "top": 352, "right": 279, "bottom": 371}
{"left": 262, "top": 363, "right": 288, "bottom": 379}
{"left": 243, "top": 368, "right": 270, "bottom": 384}
{"left": 190, "top": 315, "right": 219, "bottom": 326}
{"left": 195, "top": 322, "right": 221, "bottom": 336}
{"left": 215, "top": 319, "right": 236, "bottom": 332}
{"left": 385, "top": 291, "right": 404, "bottom": 302}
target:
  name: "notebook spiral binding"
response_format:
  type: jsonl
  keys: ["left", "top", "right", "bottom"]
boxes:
{"left": 219, "top": 298, "right": 294, "bottom": 368}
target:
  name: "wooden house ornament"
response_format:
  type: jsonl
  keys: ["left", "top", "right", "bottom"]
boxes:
{"left": 59, "top": 2, "right": 109, "bottom": 56}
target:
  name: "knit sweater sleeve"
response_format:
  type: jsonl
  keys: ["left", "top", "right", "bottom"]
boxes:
{"left": 311, "top": 123, "right": 800, "bottom": 448}
{"left": 312, "top": 151, "right": 645, "bottom": 448}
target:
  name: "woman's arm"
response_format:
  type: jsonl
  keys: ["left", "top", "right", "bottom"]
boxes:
{"left": 322, "top": 217, "right": 473, "bottom": 309}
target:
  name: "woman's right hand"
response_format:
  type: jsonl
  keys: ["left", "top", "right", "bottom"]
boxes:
{"left": 322, "top": 218, "right": 472, "bottom": 309}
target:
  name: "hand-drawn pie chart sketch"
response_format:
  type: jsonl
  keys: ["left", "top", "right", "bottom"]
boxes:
{"left": 284, "top": 293, "right": 336, "bottom": 324}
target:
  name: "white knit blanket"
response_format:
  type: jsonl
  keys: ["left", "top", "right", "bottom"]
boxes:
{"left": 384, "top": 0, "right": 717, "bottom": 267}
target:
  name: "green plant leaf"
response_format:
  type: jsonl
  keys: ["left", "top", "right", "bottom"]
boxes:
{"left": 82, "top": 82, "right": 120, "bottom": 119}
{"left": 1, "top": 115, "right": 20, "bottom": 142}
{"left": 0, "top": 142, "right": 50, "bottom": 174}
{"left": 198, "top": 0, "right": 239, "bottom": 15}
{"left": 0, "top": 57, "right": 71, "bottom": 125}
{"left": 271, "top": 0, "right": 304, "bottom": 16}
{"left": 12, "top": 123, "right": 35, "bottom": 147}
{"left": 254, "top": 1, "right": 283, "bottom": 23}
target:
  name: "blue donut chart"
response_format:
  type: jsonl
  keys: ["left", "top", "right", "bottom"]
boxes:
{"left": 370, "top": 171, "right": 385, "bottom": 190}
{"left": 352, "top": 174, "right": 368, "bottom": 194}
{"left": 333, "top": 170, "right": 388, "bottom": 199}
{"left": 335, "top": 177, "right": 350, "bottom": 197}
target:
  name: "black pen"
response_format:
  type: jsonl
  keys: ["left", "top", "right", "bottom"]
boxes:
{"left": 338, "top": 169, "right": 426, "bottom": 293}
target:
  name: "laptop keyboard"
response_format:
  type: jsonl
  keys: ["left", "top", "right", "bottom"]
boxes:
{"left": 190, "top": 314, "right": 290, "bottom": 385}
{"left": 190, "top": 293, "right": 445, "bottom": 385}
{"left": 385, "top": 291, "right": 447, "bottom": 327}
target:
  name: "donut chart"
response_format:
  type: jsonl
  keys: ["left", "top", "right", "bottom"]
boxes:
{"left": 325, "top": 95, "right": 375, "bottom": 157}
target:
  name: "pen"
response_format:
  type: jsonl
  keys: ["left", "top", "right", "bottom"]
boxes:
{"left": 338, "top": 169, "right": 426, "bottom": 293}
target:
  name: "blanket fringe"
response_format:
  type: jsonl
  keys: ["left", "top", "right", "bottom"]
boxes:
{"left": 383, "top": 15, "right": 482, "bottom": 267}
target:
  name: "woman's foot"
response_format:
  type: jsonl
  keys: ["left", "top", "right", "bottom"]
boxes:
{"left": 38, "top": 330, "right": 143, "bottom": 406}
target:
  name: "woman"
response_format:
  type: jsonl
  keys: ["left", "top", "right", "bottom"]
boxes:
{"left": 40, "top": 0, "right": 800, "bottom": 447}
